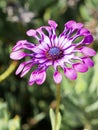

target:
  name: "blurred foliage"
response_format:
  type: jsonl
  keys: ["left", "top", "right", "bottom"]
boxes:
{"left": 0, "top": 100, "right": 20, "bottom": 130}
{"left": 0, "top": 0, "right": 98, "bottom": 130}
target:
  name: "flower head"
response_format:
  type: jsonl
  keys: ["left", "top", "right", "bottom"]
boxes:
{"left": 10, "top": 20, "right": 96, "bottom": 85}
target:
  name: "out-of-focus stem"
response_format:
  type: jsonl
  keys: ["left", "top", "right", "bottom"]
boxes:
{"left": 0, "top": 61, "right": 18, "bottom": 82}
{"left": 84, "top": 121, "right": 92, "bottom": 130}
{"left": 54, "top": 83, "right": 60, "bottom": 130}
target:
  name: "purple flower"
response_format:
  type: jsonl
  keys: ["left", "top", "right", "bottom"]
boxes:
{"left": 10, "top": 20, "right": 96, "bottom": 85}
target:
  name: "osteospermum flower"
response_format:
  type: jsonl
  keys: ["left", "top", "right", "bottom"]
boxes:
{"left": 10, "top": 20, "right": 96, "bottom": 85}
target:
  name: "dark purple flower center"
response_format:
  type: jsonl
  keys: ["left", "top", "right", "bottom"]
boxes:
{"left": 47, "top": 47, "right": 63, "bottom": 60}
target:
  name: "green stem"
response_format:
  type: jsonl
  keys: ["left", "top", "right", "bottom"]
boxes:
{"left": 54, "top": 83, "right": 61, "bottom": 130}
{"left": 84, "top": 121, "right": 92, "bottom": 130}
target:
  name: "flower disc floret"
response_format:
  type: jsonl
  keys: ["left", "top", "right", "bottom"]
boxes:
{"left": 10, "top": 20, "right": 96, "bottom": 85}
{"left": 49, "top": 47, "right": 60, "bottom": 56}
{"left": 46, "top": 47, "right": 64, "bottom": 60}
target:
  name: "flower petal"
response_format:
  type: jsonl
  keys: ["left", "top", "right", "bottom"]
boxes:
{"left": 10, "top": 50, "right": 26, "bottom": 60}
{"left": 64, "top": 45, "right": 75, "bottom": 54}
{"left": 12, "top": 40, "right": 27, "bottom": 51}
{"left": 81, "top": 47, "right": 96, "bottom": 56}
{"left": 20, "top": 63, "right": 33, "bottom": 77}
{"left": 73, "top": 63, "right": 88, "bottom": 72}
{"left": 36, "top": 71, "right": 46, "bottom": 85}
{"left": 53, "top": 71, "right": 62, "bottom": 84}
{"left": 12, "top": 40, "right": 34, "bottom": 51}
{"left": 64, "top": 68, "right": 77, "bottom": 80}
{"left": 83, "top": 57, "right": 94, "bottom": 67}
{"left": 29, "top": 70, "right": 46, "bottom": 85}
{"left": 28, "top": 72, "right": 35, "bottom": 85}
{"left": 79, "top": 28, "right": 90, "bottom": 35}
{"left": 26, "top": 29, "right": 36, "bottom": 37}
{"left": 48, "top": 20, "right": 58, "bottom": 29}
{"left": 59, "top": 37, "right": 72, "bottom": 49}
{"left": 83, "top": 35, "right": 93, "bottom": 44}
{"left": 65, "top": 20, "right": 76, "bottom": 29}
{"left": 16, "top": 63, "right": 25, "bottom": 75}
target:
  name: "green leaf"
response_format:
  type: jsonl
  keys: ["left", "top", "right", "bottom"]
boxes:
{"left": 85, "top": 100, "right": 98, "bottom": 112}
{"left": 49, "top": 108, "right": 62, "bottom": 130}
{"left": 56, "top": 112, "right": 62, "bottom": 130}
{"left": 49, "top": 108, "right": 55, "bottom": 130}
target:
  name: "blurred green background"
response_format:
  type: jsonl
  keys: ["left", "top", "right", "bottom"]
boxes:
{"left": 0, "top": 0, "right": 98, "bottom": 130}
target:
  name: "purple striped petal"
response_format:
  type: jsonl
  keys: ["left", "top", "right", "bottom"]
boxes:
{"left": 73, "top": 63, "right": 88, "bottom": 72}
{"left": 64, "top": 68, "right": 77, "bottom": 80}
{"left": 60, "top": 39, "right": 72, "bottom": 49}
{"left": 16, "top": 63, "right": 25, "bottom": 75}
{"left": 65, "top": 20, "right": 76, "bottom": 28}
{"left": 64, "top": 45, "right": 75, "bottom": 54}
{"left": 26, "top": 29, "right": 36, "bottom": 37}
{"left": 36, "top": 71, "right": 46, "bottom": 85}
{"left": 83, "top": 35, "right": 93, "bottom": 44}
{"left": 53, "top": 71, "right": 62, "bottom": 84}
{"left": 10, "top": 50, "right": 26, "bottom": 60}
{"left": 28, "top": 71, "right": 35, "bottom": 85}
{"left": 79, "top": 28, "right": 90, "bottom": 35}
{"left": 81, "top": 47, "right": 96, "bottom": 56}
{"left": 20, "top": 63, "right": 33, "bottom": 77}
{"left": 12, "top": 40, "right": 35, "bottom": 51}
{"left": 12, "top": 40, "right": 27, "bottom": 51}
{"left": 76, "top": 23, "right": 84, "bottom": 29}
{"left": 83, "top": 57, "right": 94, "bottom": 67}
{"left": 48, "top": 20, "right": 58, "bottom": 29}
{"left": 29, "top": 70, "right": 46, "bottom": 85}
